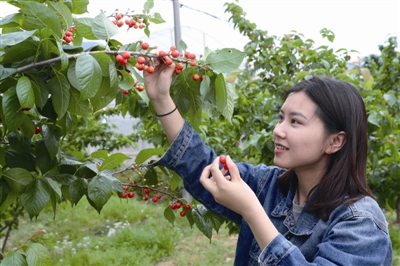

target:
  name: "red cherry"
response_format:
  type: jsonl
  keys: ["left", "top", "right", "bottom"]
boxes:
{"left": 219, "top": 155, "right": 226, "bottom": 165}
{"left": 117, "top": 21, "right": 124, "bottom": 27}
{"left": 136, "top": 63, "right": 145, "bottom": 71}
{"left": 200, "top": 75, "right": 205, "bottom": 81}
{"left": 137, "top": 56, "right": 146, "bottom": 64}
{"left": 176, "top": 63, "right": 184, "bottom": 71}
{"left": 224, "top": 164, "right": 229, "bottom": 170}
{"left": 170, "top": 203, "right": 177, "bottom": 210}
{"left": 180, "top": 211, "right": 186, "bottom": 217}
{"left": 188, "top": 53, "right": 196, "bottom": 60}
{"left": 65, "top": 31, "right": 72, "bottom": 37}
{"left": 123, "top": 185, "right": 129, "bottom": 191}
{"left": 120, "top": 59, "right": 128, "bottom": 66}
{"left": 192, "top": 74, "right": 200, "bottom": 81}
{"left": 144, "top": 188, "right": 151, "bottom": 194}
{"left": 116, "top": 55, "right": 124, "bottom": 63}
{"left": 141, "top": 42, "right": 149, "bottom": 50}
{"left": 146, "top": 66, "right": 154, "bottom": 74}
{"left": 127, "top": 192, "right": 134, "bottom": 198}
{"left": 143, "top": 195, "right": 149, "bottom": 201}
{"left": 165, "top": 57, "right": 173, "bottom": 65}
{"left": 22, "top": 107, "right": 31, "bottom": 111}
{"left": 184, "top": 203, "right": 191, "bottom": 210}
{"left": 171, "top": 50, "right": 180, "bottom": 58}
{"left": 170, "top": 45, "right": 177, "bottom": 51}
{"left": 34, "top": 126, "right": 41, "bottom": 134}
{"left": 137, "top": 86, "right": 144, "bottom": 92}
{"left": 121, "top": 51, "right": 131, "bottom": 60}
{"left": 158, "top": 50, "right": 167, "bottom": 57}
{"left": 156, "top": 194, "right": 161, "bottom": 200}
{"left": 152, "top": 197, "right": 158, "bottom": 203}
{"left": 115, "top": 13, "right": 123, "bottom": 20}
{"left": 189, "top": 60, "right": 196, "bottom": 67}
{"left": 121, "top": 192, "right": 127, "bottom": 198}
{"left": 176, "top": 201, "right": 182, "bottom": 208}
{"left": 174, "top": 69, "right": 181, "bottom": 75}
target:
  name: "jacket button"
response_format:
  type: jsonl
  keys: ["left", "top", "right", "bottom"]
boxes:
{"left": 286, "top": 235, "right": 291, "bottom": 240}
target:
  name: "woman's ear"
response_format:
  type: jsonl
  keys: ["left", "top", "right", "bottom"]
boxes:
{"left": 326, "top": 131, "right": 346, "bottom": 154}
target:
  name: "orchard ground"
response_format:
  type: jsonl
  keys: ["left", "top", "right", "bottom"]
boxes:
{"left": 4, "top": 195, "right": 399, "bottom": 266}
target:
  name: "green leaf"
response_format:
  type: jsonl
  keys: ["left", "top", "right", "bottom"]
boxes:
{"left": 91, "top": 76, "right": 117, "bottom": 111}
{"left": 149, "top": 13, "right": 165, "bottom": 24}
{"left": 76, "top": 53, "right": 102, "bottom": 100}
{"left": 25, "top": 243, "right": 53, "bottom": 266}
{"left": 0, "top": 252, "right": 28, "bottom": 266}
{"left": 3, "top": 168, "right": 33, "bottom": 195}
{"left": 29, "top": 74, "right": 49, "bottom": 109}
{"left": 48, "top": 1, "right": 73, "bottom": 29}
{"left": 0, "top": 65, "right": 17, "bottom": 80}
{"left": 91, "top": 150, "right": 109, "bottom": 160}
{"left": 73, "top": 17, "right": 98, "bottom": 40}
{"left": 41, "top": 124, "right": 60, "bottom": 160}
{"left": 16, "top": 76, "right": 34, "bottom": 109}
{"left": 143, "top": 0, "right": 154, "bottom": 11}
{"left": 214, "top": 73, "right": 227, "bottom": 112}
{"left": 48, "top": 72, "right": 70, "bottom": 119}
{"left": 135, "top": 148, "right": 165, "bottom": 165}
{"left": 119, "top": 69, "right": 135, "bottom": 90}
{"left": 2, "top": 86, "right": 25, "bottom": 131}
{"left": 69, "top": 178, "right": 88, "bottom": 205}
{"left": 68, "top": 87, "right": 89, "bottom": 116}
{"left": 101, "top": 153, "right": 131, "bottom": 170}
{"left": 179, "top": 40, "right": 187, "bottom": 52}
{"left": 20, "top": 2, "right": 62, "bottom": 39}
{"left": 0, "top": 191, "right": 17, "bottom": 215}
{"left": 45, "top": 178, "right": 62, "bottom": 199}
{"left": 383, "top": 92, "right": 397, "bottom": 107}
{"left": 295, "top": 71, "right": 309, "bottom": 82}
{"left": 21, "top": 179, "right": 51, "bottom": 219}
{"left": 0, "top": 30, "right": 37, "bottom": 49}
{"left": 143, "top": 168, "right": 158, "bottom": 186}
{"left": 368, "top": 110, "right": 381, "bottom": 127}
{"left": 88, "top": 175, "right": 112, "bottom": 213}
{"left": 1, "top": 40, "right": 38, "bottom": 65}
{"left": 71, "top": 0, "right": 89, "bottom": 14}
{"left": 49, "top": 174, "right": 76, "bottom": 186}
{"left": 192, "top": 208, "right": 212, "bottom": 240}
{"left": 164, "top": 205, "right": 175, "bottom": 225}
{"left": 221, "top": 82, "right": 236, "bottom": 120}
{"left": 92, "top": 12, "right": 119, "bottom": 40}
{"left": 206, "top": 48, "right": 245, "bottom": 73}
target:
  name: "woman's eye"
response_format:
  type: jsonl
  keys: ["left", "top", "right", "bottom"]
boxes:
{"left": 278, "top": 115, "right": 284, "bottom": 121}
{"left": 291, "top": 119, "right": 300, "bottom": 124}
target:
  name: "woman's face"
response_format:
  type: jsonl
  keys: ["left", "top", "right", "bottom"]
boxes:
{"left": 273, "top": 91, "right": 331, "bottom": 175}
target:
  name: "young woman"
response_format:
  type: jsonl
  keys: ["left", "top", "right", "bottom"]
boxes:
{"left": 143, "top": 59, "right": 393, "bottom": 265}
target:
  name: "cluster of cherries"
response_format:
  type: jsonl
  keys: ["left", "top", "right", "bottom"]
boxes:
{"left": 111, "top": 13, "right": 147, "bottom": 29}
{"left": 62, "top": 28, "right": 75, "bottom": 44}
{"left": 120, "top": 184, "right": 191, "bottom": 217}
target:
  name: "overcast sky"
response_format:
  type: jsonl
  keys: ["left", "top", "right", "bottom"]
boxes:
{"left": 1, "top": 0, "right": 399, "bottom": 59}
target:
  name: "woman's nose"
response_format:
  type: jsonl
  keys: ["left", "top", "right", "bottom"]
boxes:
{"left": 273, "top": 122, "right": 286, "bottom": 140}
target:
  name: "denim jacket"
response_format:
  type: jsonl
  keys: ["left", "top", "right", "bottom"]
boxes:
{"left": 154, "top": 121, "right": 393, "bottom": 265}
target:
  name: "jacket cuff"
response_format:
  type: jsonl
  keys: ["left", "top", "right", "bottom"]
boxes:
{"left": 258, "top": 234, "right": 296, "bottom": 265}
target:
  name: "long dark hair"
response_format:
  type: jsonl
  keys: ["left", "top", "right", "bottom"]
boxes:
{"left": 277, "top": 76, "right": 375, "bottom": 220}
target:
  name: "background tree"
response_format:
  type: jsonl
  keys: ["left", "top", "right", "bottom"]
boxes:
{"left": 0, "top": 0, "right": 399, "bottom": 264}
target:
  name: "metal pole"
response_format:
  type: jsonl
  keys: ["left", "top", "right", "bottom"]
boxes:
{"left": 172, "top": 0, "right": 182, "bottom": 52}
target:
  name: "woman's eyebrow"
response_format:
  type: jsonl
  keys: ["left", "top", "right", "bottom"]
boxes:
{"left": 279, "top": 109, "right": 309, "bottom": 120}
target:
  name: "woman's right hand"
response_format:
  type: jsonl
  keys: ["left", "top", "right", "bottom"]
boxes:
{"left": 143, "top": 57, "right": 176, "bottom": 104}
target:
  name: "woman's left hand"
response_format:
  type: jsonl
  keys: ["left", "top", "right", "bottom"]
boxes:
{"left": 200, "top": 155, "right": 260, "bottom": 218}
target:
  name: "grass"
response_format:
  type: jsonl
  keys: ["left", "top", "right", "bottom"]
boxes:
{"left": 3, "top": 197, "right": 400, "bottom": 266}
{"left": 3, "top": 196, "right": 236, "bottom": 266}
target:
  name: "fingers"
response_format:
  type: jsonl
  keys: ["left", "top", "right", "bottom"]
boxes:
{"left": 225, "top": 155, "right": 240, "bottom": 182}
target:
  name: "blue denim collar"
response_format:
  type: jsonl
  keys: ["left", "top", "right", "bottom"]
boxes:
{"left": 271, "top": 188, "right": 320, "bottom": 236}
